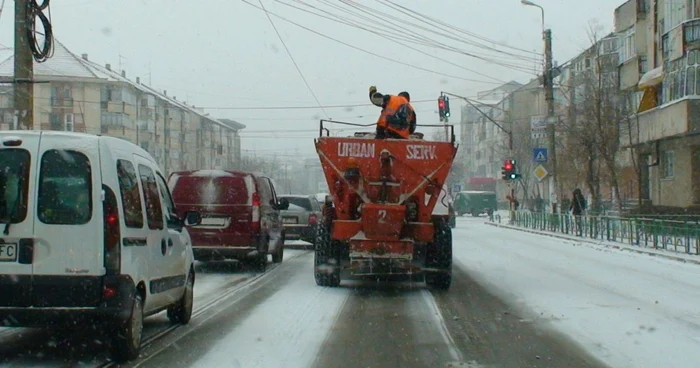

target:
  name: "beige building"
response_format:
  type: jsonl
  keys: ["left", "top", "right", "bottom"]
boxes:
{"left": 615, "top": 0, "right": 700, "bottom": 209}
{"left": 0, "top": 40, "right": 244, "bottom": 175}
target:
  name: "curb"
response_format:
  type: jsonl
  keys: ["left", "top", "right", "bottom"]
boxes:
{"left": 484, "top": 221, "right": 700, "bottom": 266}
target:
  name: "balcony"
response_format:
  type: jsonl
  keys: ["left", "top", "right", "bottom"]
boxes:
{"left": 622, "top": 97, "right": 700, "bottom": 147}
{"left": 50, "top": 97, "right": 74, "bottom": 108}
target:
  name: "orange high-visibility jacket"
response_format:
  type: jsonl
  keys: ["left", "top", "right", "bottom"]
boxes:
{"left": 376, "top": 95, "right": 414, "bottom": 138}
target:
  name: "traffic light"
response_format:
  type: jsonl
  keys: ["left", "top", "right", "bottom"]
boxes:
{"left": 443, "top": 95, "right": 451, "bottom": 118}
{"left": 438, "top": 96, "right": 446, "bottom": 122}
{"left": 501, "top": 159, "right": 520, "bottom": 181}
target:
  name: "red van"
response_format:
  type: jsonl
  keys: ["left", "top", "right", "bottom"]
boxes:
{"left": 167, "top": 170, "right": 289, "bottom": 271}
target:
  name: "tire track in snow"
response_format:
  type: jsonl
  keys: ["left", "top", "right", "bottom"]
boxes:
{"left": 130, "top": 252, "right": 349, "bottom": 368}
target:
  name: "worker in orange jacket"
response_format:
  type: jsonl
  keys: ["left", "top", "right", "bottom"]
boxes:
{"left": 369, "top": 86, "right": 416, "bottom": 139}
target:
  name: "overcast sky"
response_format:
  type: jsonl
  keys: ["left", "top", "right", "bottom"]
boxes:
{"left": 0, "top": 0, "right": 621, "bottom": 159}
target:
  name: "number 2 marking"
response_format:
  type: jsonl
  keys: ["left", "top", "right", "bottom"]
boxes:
{"left": 378, "top": 210, "right": 387, "bottom": 223}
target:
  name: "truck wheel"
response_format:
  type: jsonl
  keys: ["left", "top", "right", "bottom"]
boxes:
{"left": 110, "top": 292, "right": 144, "bottom": 363}
{"left": 314, "top": 224, "right": 341, "bottom": 287}
{"left": 425, "top": 219, "right": 452, "bottom": 290}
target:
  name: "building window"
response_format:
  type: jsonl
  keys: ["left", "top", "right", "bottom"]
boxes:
{"left": 662, "top": 50, "right": 700, "bottom": 104}
{"left": 664, "top": 1, "right": 688, "bottom": 34}
{"left": 638, "top": 56, "right": 648, "bottom": 75}
{"left": 64, "top": 113, "right": 74, "bottom": 131}
{"left": 618, "top": 26, "right": 636, "bottom": 64}
{"left": 663, "top": 151, "right": 675, "bottom": 178}
{"left": 49, "top": 113, "right": 61, "bottom": 130}
{"left": 101, "top": 112, "right": 124, "bottom": 128}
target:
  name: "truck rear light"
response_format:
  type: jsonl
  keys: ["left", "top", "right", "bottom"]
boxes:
{"left": 102, "top": 185, "right": 121, "bottom": 275}
{"left": 102, "top": 285, "right": 117, "bottom": 299}
{"left": 251, "top": 192, "right": 261, "bottom": 232}
{"left": 308, "top": 214, "right": 318, "bottom": 225}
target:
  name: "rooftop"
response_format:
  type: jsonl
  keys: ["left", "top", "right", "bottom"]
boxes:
{"left": 0, "top": 39, "right": 243, "bottom": 131}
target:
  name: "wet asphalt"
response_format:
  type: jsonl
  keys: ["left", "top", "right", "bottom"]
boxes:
{"left": 0, "top": 239, "right": 610, "bottom": 368}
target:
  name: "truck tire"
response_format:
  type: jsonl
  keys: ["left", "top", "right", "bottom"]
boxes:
{"left": 425, "top": 219, "right": 452, "bottom": 290}
{"left": 314, "top": 224, "right": 341, "bottom": 287}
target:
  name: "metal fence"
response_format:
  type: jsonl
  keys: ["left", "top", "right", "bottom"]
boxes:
{"left": 492, "top": 212, "right": 700, "bottom": 255}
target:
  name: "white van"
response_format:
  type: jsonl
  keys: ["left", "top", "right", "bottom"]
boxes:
{"left": 0, "top": 131, "right": 201, "bottom": 362}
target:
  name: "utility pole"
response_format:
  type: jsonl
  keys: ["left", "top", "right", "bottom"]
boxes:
{"left": 544, "top": 29, "right": 559, "bottom": 213}
{"left": 14, "top": 0, "right": 33, "bottom": 130}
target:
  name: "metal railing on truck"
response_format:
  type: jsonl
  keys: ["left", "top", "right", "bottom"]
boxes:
{"left": 318, "top": 119, "right": 456, "bottom": 144}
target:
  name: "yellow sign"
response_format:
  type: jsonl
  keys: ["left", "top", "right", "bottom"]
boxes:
{"left": 534, "top": 164, "right": 548, "bottom": 182}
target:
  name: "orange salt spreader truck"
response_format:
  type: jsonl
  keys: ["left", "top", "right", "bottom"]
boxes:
{"left": 313, "top": 119, "right": 458, "bottom": 290}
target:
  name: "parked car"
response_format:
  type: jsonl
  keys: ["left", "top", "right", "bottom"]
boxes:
{"left": 278, "top": 194, "right": 322, "bottom": 246}
{"left": 0, "top": 131, "right": 202, "bottom": 362}
{"left": 168, "top": 170, "right": 289, "bottom": 270}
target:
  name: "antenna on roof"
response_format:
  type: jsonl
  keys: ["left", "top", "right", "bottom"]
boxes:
{"left": 148, "top": 60, "right": 152, "bottom": 85}
{"left": 118, "top": 54, "right": 127, "bottom": 74}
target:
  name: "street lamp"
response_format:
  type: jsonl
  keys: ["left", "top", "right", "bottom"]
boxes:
{"left": 520, "top": 0, "right": 544, "bottom": 34}
{"left": 521, "top": 0, "right": 559, "bottom": 214}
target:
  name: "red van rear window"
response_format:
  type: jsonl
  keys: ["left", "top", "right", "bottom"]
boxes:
{"left": 170, "top": 175, "right": 249, "bottom": 205}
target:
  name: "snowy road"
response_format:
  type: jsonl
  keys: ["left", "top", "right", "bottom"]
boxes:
{"left": 3, "top": 217, "right": 700, "bottom": 367}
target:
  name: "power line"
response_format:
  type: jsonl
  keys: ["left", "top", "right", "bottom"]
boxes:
{"left": 273, "top": 0, "right": 506, "bottom": 83}
{"left": 337, "top": 0, "right": 540, "bottom": 69}
{"left": 239, "top": 0, "right": 503, "bottom": 84}
{"left": 23, "top": 95, "right": 439, "bottom": 110}
{"left": 377, "top": 0, "right": 541, "bottom": 58}
{"left": 310, "top": 0, "right": 537, "bottom": 74}
{"left": 257, "top": 0, "right": 329, "bottom": 119}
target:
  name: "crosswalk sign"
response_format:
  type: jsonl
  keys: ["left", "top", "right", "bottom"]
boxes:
{"left": 533, "top": 148, "right": 548, "bottom": 163}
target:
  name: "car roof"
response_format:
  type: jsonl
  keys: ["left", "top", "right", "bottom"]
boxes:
{"left": 2, "top": 131, "right": 158, "bottom": 165}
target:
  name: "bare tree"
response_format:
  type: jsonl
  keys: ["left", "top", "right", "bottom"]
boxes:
{"left": 558, "top": 22, "right": 627, "bottom": 214}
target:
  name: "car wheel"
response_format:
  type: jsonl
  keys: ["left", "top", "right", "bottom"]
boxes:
{"left": 272, "top": 242, "right": 284, "bottom": 263}
{"left": 167, "top": 270, "right": 194, "bottom": 324}
{"left": 110, "top": 292, "right": 144, "bottom": 363}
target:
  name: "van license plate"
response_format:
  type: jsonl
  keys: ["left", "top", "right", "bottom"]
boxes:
{"left": 0, "top": 243, "right": 17, "bottom": 262}
{"left": 283, "top": 217, "right": 298, "bottom": 224}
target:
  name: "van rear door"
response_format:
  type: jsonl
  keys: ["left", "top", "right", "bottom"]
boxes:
{"left": 0, "top": 133, "right": 38, "bottom": 307}
{"left": 170, "top": 171, "right": 253, "bottom": 247}
{"left": 31, "top": 134, "right": 104, "bottom": 307}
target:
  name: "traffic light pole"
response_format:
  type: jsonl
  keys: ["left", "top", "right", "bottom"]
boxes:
{"left": 544, "top": 29, "right": 559, "bottom": 213}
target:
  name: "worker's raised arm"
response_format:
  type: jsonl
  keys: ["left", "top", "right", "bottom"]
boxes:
{"left": 369, "top": 86, "right": 384, "bottom": 107}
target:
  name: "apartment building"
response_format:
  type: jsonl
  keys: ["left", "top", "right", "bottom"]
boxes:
{"left": 0, "top": 40, "right": 244, "bottom": 175}
{"left": 615, "top": 0, "right": 700, "bottom": 208}
{"left": 460, "top": 81, "right": 521, "bottom": 180}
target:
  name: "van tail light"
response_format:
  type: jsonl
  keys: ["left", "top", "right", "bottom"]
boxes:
{"left": 102, "top": 184, "right": 121, "bottom": 275}
{"left": 308, "top": 214, "right": 318, "bottom": 225}
{"left": 251, "top": 191, "right": 261, "bottom": 233}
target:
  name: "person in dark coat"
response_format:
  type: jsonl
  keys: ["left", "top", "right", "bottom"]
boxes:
{"left": 570, "top": 188, "right": 586, "bottom": 235}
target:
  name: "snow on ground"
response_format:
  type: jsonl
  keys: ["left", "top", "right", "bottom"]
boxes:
{"left": 191, "top": 255, "right": 348, "bottom": 368}
{"left": 454, "top": 217, "right": 700, "bottom": 368}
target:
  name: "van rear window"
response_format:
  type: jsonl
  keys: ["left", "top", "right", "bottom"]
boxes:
{"left": 38, "top": 150, "right": 92, "bottom": 225}
{"left": 171, "top": 176, "right": 249, "bottom": 205}
{"left": 0, "top": 149, "right": 30, "bottom": 224}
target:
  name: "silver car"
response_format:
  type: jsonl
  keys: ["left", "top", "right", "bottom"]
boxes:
{"left": 279, "top": 195, "right": 322, "bottom": 246}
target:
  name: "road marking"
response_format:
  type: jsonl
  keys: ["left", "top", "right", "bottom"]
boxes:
{"left": 421, "top": 290, "right": 464, "bottom": 363}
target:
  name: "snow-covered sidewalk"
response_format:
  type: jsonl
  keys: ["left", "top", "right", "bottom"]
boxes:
{"left": 454, "top": 218, "right": 700, "bottom": 368}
